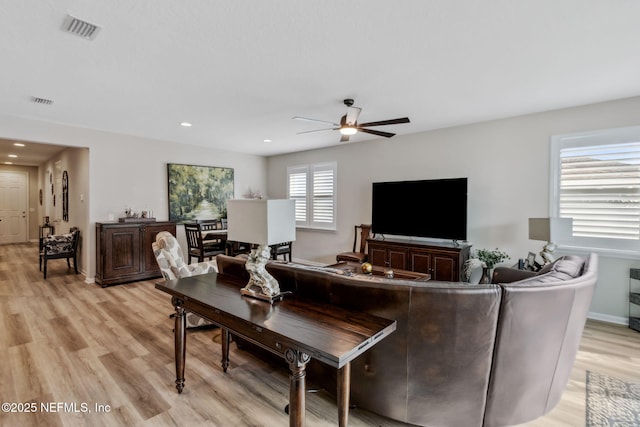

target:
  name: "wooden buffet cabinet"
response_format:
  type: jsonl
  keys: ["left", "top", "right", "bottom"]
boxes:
{"left": 367, "top": 238, "right": 471, "bottom": 282}
{"left": 96, "top": 221, "right": 176, "bottom": 287}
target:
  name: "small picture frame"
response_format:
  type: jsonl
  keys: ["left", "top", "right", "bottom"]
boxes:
{"left": 524, "top": 252, "right": 536, "bottom": 271}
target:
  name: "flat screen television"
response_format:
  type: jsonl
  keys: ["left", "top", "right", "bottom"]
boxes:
{"left": 371, "top": 178, "right": 467, "bottom": 241}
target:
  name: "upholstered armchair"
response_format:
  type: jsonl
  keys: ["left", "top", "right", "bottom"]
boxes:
{"left": 39, "top": 227, "right": 79, "bottom": 279}
{"left": 152, "top": 231, "right": 217, "bottom": 329}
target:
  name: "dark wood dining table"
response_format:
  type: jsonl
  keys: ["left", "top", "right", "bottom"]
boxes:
{"left": 201, "top": 228, "right": 227, "bottom": 241}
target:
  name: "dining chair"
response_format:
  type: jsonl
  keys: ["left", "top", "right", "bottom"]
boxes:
{"left": 270, "top": 241, "right": 292, "bottom": 261}
{"left": 199, "top": 219, "right": 228, "bottom": 254}
{"left": 196, "top": 219, "right": 218, "bottom": 231}
{"left": 184, "top": 223, "right": 225, "bottom": 264}
{"left": 336, "top": 224, "right": 371, "bottom": 263}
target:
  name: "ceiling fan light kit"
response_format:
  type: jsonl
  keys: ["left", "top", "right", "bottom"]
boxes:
{"left": 294, "top": 99, "right": 410, "bottom": 143}
{"left": 340, "top": 127, "right": 357, "bottom": 136}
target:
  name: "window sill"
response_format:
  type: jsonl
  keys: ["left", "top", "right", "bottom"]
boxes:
{"left": 556, "top": 244, "right": 640, "bottom": 260}
{"left": 295, "top": 226, "right": 336, "bottom": 233}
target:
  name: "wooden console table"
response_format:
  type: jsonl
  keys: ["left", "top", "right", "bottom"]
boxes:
{"left": 156, "top": 273, "right": 396, "bottom": 427}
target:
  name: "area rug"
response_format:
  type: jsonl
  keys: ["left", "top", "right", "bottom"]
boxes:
{"left": 586, "top": 371, "right": 640, "bottom": 426}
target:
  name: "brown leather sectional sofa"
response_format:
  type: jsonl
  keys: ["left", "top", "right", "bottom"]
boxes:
{"left": 215, "top": 253, "right": 597, "bottom": 427}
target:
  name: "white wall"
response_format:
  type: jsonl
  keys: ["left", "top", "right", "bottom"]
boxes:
{"left": 267, "top": 95, "right": 640, "bottom": 324}
{"left": 0, "top": 114, "right": 268, "bottom": 280}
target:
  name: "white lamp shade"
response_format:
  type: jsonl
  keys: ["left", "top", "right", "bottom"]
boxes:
{"left": 528, "top": 217, "right": 573, "bottom": 241}
{"left": 227, "top": 199, "right": 296, "bottom": 245}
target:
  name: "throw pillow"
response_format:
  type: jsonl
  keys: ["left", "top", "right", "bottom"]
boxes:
{"left": 514, "top": 255, "right": 585, "bottom": 286}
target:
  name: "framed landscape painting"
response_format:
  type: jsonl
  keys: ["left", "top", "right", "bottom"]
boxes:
{"left": 167, "top": 163, "right": 234, "bottom": 223}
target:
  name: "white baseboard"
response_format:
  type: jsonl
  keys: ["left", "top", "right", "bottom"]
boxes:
{"left": 588, "top": 311, "right": 628, "bottom": 325}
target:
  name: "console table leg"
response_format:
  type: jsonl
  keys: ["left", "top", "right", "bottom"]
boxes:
{"left": 337, "top": 362, "right": 351, "bottom": 427}
{"left": 172, "top": 297, "right": 186, "bottom": 393}
{"left": 285, "top": 348, "right": 310, "bottom": 427}
{"left": 221, "top": 327, "right": 230, "bottom": 372}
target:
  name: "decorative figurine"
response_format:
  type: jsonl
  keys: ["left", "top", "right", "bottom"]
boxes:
{"left": 243, "top": 245, "right": 281, "bottom": 300}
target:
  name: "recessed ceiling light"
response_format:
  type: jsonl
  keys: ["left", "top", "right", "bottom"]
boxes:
{"left": 263, "top": 139, "right": 272, "bottom": 143}
{"left": 180, "top": 122, "right": 192, "bottom": 127}
{"left": 8, "top": 154, "right": 17, "bottom": 158}
{"left": 13, "top": 143, "right": 25, "bottom": 147}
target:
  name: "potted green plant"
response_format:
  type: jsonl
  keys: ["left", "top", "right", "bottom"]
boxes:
{"left": 464, "top": 248, "right": 510, "bottom": 284}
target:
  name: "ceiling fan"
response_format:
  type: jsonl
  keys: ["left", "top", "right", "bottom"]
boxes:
{"left": 293, "top": 99, "right": 410, "bottom": 142}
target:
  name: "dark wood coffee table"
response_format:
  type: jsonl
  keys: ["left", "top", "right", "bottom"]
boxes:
{"left": 328, "top": 261, "right": 431, "bottom": 281}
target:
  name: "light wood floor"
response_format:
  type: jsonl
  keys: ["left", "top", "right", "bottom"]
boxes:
{"left": 1, "top": 242, "right": 639, "bottom": 427}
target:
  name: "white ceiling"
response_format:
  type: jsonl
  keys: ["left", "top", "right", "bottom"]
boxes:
{"left": 1, "top": 0, "right": 640, "bottom": 165}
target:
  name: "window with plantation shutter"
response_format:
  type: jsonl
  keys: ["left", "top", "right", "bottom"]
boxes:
{"left": 287, "top": 162, "right": 337, "bottom": 230}
{"left": 288, "top": 168, "right": 307, "bottom": 223}
{"left": 550, "top": 126, "right": 640, "bottom": 255}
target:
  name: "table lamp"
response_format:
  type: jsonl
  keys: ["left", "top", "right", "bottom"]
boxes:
{"left": 227, "top": 199, "right": 296, "bottom": 303}
{"left": 528, "top": 217, "right": 573, "bottom": 263}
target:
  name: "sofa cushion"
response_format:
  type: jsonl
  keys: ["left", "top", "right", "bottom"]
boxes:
{"left": 513, "top": 255, "right": 585, "bottom": 286}
{"left": 538, "top": 255, "right": 584, "bottom": 276}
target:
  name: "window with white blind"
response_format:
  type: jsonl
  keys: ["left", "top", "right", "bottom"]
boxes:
{"left": 550, "top": 126, "right": 640, "bottom": 255}
{"left": 287, "top": 162, "right": 337, "bottom": 230}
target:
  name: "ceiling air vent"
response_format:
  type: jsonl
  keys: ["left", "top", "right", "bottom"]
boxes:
{"left": 62, "top": 15, "right": 101, "bottom": 40}
{"left": 31, "top": 97, "right": 53, "bottom": 106}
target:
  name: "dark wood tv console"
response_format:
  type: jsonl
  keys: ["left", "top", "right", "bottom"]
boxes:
{"left": 367, "top": 238, "right": 471, "bottom": 282}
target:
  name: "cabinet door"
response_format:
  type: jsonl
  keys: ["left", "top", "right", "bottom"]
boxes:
{"left": 432, "top": 253, "right": 458, "bottom": 281}
{"left": 410, "top": 252, "right": 432, "bottom": 275}
{"left": 368, "top": 245, "right": 388, "bottom": 267}
{"left": 103, "top": 226, "right": 142, "bottom": 278}
{"left": 388, "top": 248, "right": 408, "bottom": 270}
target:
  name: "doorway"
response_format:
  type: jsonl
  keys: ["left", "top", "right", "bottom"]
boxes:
{"left": 0, "top": 170, "right": 28, "bottom": 244}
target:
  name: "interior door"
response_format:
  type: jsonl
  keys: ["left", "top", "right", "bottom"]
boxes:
{"left": 0, "top": 171, "right": 28, "bottom": 244}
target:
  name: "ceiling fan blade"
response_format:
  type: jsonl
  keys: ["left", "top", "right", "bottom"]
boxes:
{"left": 345, "top": 107, "right": 362, "bottom": 126}
{"left": 358, "top": 117, "right": 410, "bottom": 127}
{"left": 296, "top": 128, "right": 338, "bottom": 135}
{"left": 292, "top": 116, "right": 340, "bottom": 127}
{"left": 360, "top": 128, "right": 395, "bottom": 138}
{"left": 340, "top": 134, "right": 350, "bottom": 143}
